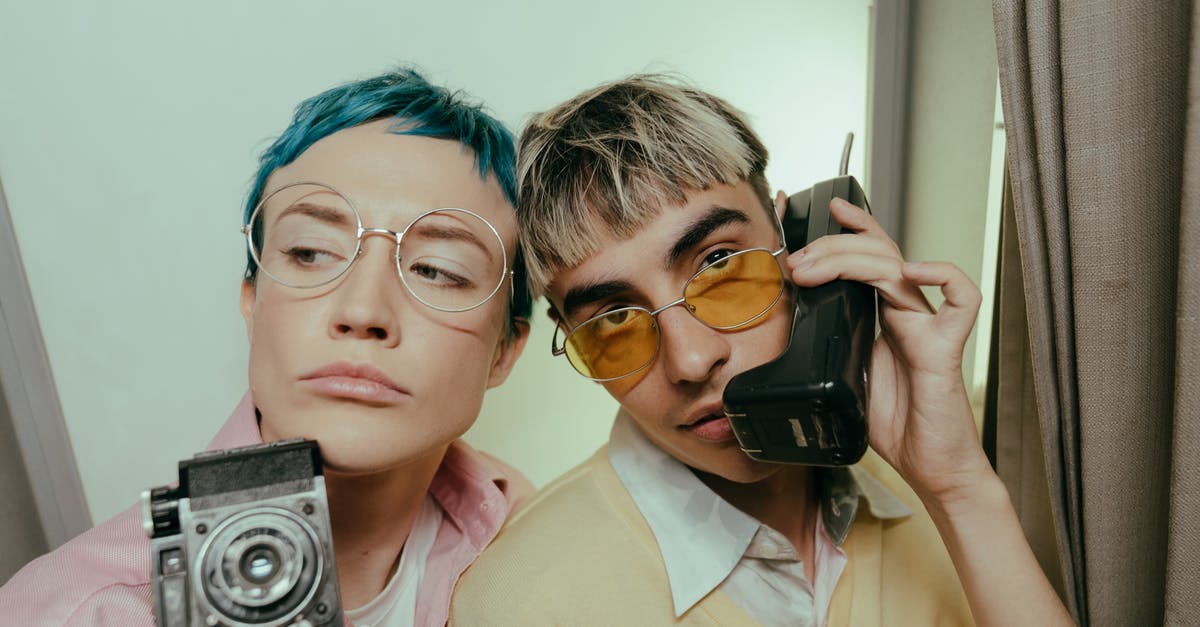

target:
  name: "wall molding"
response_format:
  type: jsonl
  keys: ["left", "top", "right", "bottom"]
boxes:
{"left": 0, "top": 177, "right": 91, "bottom": 548}
{"left": 866, "top": 0, "right": 912, "bottom": 241}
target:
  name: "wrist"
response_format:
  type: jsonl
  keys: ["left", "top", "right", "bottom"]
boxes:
{"left": 918, "top": 466, "right": 1009, "bottom": 523}
{"left": 899, "top": 438, "right": 997, "bottom": 511}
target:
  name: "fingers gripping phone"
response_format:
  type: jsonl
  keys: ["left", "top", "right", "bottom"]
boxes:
{"left": 722, "top": 135, "right": 876, "bottom": 466}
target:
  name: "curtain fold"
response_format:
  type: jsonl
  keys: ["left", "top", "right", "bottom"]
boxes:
{"left": 992, "top": 1, "right": 1196, "bottom": 624}
{"left": 991, "top": 0, "right": 1084, "bottom": 617}
{"left": 993, "top": 169, "right": 1067, "bottom": 606}
{"left": 1166, "top": 6, "right": 1200, "bottom": 623}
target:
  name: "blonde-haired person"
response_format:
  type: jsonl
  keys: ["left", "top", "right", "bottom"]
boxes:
{"left": 451, "top": 76, "right": 1071, "bottom": 626}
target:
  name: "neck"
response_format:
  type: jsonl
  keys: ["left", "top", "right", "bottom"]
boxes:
{"left": 697, "top": 465, "right": 819, "bottom": 573}
{"left": 324, "top": 444, "right": 448, "bottom": 609}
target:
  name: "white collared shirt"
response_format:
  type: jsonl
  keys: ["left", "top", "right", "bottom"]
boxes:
{"left": 607, "top": 410, "right": 910, "bottom": 626}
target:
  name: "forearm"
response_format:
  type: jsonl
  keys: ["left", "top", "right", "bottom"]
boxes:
{"left": 921, "top": 473, "right": 1074, "bottom": 627}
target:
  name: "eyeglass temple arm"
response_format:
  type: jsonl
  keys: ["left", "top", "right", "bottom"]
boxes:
{"left": 548, "top": 301, "right": 571, "bottom": 356}
{"left": 550, "top": 327, "right": 563, "bottom": 356}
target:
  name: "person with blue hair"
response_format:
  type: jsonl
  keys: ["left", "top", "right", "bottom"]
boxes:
{"left": 0, "top": 68, "right": 533, "bottom": 626}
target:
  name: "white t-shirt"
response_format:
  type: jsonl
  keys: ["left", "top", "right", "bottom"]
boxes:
{"left": 344, "top": 494, "right": 444, "bottom": 627}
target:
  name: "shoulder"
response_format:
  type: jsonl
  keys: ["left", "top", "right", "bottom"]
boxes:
{"left": 0, "top": 397, "right": 261, "bottom": 627}
{"left": 502, "top": 446, "right": 629, "bottom": 526}
{"left": 0, "top": 503, "right": 155, "bottom": 626}
{"left": 471, "top": 447, "right": 536, "bottom": 510}
{"left": 463, "top": 447, "right": 650, "bottom": 573}
{"left": 451, "top": 448, "right": 677, "bottom": 625}
{"left": 847, "top": 451, "right": 973, "bottom": 623}
{"left": 443, "top": 439, "right": 536, "bottom": 510}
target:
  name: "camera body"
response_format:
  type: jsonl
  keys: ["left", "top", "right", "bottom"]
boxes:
{"left": 143, "top": 439, "right": 342, "bottom": 627}
{"left": 722, "top": 175, "right": 876, "bottom": 466}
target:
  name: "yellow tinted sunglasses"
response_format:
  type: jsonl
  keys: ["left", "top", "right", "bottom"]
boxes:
{"left": 552, "top": 246, "right": 788, "bottom": 381}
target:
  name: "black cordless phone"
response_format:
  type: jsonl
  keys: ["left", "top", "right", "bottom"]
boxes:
{"left": 722, "top": 137, "right": 876, "bottom": 466}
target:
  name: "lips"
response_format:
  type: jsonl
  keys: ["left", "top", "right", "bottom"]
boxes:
{"left": 679, "top": 401, "right": 736, "bottom": 442}
{"left": 298, "top": 361, "right": 410, "bottom": 404}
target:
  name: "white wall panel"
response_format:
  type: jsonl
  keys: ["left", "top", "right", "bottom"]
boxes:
{"left": 0, "top": 0, "right": 871, "bottom": 523}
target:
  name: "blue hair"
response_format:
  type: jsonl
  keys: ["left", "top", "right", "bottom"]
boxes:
{"left": 243, "top": 68, "right": 530, "bottom": 330}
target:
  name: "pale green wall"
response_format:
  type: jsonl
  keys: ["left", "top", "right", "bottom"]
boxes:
{"left": 0, "top": 0, "right": 872, "bottom": 523}
{"left": 900, "top": 0, "right": 1000, "bottom": 405}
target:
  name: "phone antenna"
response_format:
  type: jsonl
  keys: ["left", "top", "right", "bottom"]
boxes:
{"left": 839, "top": 132, "right": 854, "bottom": 176}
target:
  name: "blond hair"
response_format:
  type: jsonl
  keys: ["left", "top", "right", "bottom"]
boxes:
{"left": 516, "top": 74, "right": 772, "bottom": 297}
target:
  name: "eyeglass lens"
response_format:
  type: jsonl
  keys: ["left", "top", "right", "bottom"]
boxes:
{"left": 562, "top": 248, "right": 784, "bottom": 380}
{"left": 249, "top": 183, "right": 507, "bottom": 312}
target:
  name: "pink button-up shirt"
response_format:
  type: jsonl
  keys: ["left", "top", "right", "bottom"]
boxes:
{"left": 0, "top": 393, "right": 532, "bottom": 626}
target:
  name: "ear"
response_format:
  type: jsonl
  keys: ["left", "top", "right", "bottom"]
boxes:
{"left": 486, "top": 318, "right": 531, "bottom": 388}
{"left": 774, "top": 189, "right": 788, "bottom": 219}
{"left": 240, "top": 280, "right": 256, "bottom": 338}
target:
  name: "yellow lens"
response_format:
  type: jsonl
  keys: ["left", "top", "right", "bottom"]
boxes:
{"left": 684, "top": 249, "right": 783, "bottom": 328}
{"left": 563, "top": 308, "right": 658, "bottom": 380}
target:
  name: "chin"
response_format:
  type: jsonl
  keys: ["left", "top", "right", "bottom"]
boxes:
{"left": 316, "top": 436, "right": 450, "bottom": 476}
{"left": 691, "top": 448, "right": 783, "bottom": 484}
{"left": 320, "top": 452, "right": 402, "bottom": 475}
{"left": 260, "top": 411, "right": 453, "bottom": 475}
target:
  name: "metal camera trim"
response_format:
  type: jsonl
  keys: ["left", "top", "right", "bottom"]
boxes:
{"left": 145, "top": 439, "right": 342, "bottom": 626}
{"left": 218, "top": 532, "right": 301, "bottom": 608}
{"left": 193, "top": 506, "right": 325, "bottom": 627}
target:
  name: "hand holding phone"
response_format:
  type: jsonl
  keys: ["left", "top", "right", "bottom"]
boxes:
{"left": 722, "top": 174, "right": 876, "bottom": 466}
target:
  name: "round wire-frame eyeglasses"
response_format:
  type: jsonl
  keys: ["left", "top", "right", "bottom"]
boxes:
{"left": 242, "top": 181, "right": 513, "bottom": 313}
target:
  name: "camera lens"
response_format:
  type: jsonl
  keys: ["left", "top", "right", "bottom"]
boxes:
{"left": 197, "top": 508, "right": 324, "bottom": 624}
{"left": 239, "top": 543, "right": 281, "bottom": 584}
{"left": 220, "top": 531, "right": 301, "bottom": 607}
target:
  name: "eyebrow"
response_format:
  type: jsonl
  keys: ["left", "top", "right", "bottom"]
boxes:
{"left": 559, "top": 206, "right": 753, "bottom": 321}
{"left": 408, "top": 222, "right": 494, "bottom": 260}
{"left": 276, "top": 202, "right": 353, "bottom": 227}
{"left": 664, "top": 207, "right": 751, "bottom": 268}
{"left": 562, "top": 279, "right": 636, "bottom": 321}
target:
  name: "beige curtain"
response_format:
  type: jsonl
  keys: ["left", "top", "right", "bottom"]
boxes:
{"left": 990, "top": 170, "right": 1068, "bottom": 604}
{"left": 992, "top": 1, "right": 1198, "bottom": 625}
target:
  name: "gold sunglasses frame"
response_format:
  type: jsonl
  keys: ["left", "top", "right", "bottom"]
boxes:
{"left": 551, "top": 244, "right": 789, "bottom": 382}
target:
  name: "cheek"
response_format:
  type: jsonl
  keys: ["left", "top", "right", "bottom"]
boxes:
{"left": 604, "top": 308, "right": 795, "bottom": 430}
{"left": 246, "top": 293, "right": 326, "bottom": 393}
{"left": 249, "top": 296, "right": 294, "bottom": 358}
{"left": 735, "top": 302, "right": 794, "bottom": 368}
{"left": 601, "top": 368, "right": 650, "bottom": 398}
{"left": 447, "top": 310, "right": 510, "bottom": 367}
{"left": 433, "top": 320, "right": 503, "bottom": 384}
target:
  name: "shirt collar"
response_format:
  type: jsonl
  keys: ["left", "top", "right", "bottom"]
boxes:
{"left": 205, "top": 391, "right": 262, "bottom": 450}
{"left": 428, "top": 439, "right": 522, "bottom": 549}
{"left": 607, "top": 409, "right": 910, "bottom": 617}
{"left": 819, "top": 463, "right": 913, "bottom": 544}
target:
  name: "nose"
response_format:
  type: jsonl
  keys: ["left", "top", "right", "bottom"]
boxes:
{"left": 327, "top": 238, "right": 402, "bottom": 347}
{"left": 655, "top": 304, "right": 730, "bottom": 385}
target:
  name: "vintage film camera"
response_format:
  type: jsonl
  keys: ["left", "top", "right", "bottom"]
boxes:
{"left": 142, "top": 439, "right": 343, "bottom": 626}
{"left": 723, "top": 134, "right": 876, "bottom": 466}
